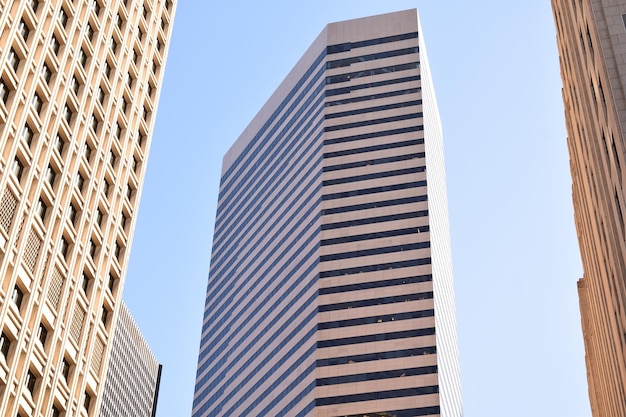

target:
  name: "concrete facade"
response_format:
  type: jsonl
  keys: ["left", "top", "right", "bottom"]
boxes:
{"left": 193, "top": 10, "right": 462, "bottom": 417}
{"left": 99, "top": 301, "right": 162, "bottom": 417}
{"left": 0, "top": 0, "right": 175, "bottom": 416}
{"left": 552, "top": 0, "right": 626, "bottom": 415}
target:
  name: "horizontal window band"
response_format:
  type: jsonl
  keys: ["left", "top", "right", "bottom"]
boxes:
{"left": 325, "top": 99, "right": 422, "bottom": 120}
{"left": 317, "top": 346, "right": 436, "bottom": 367}
{"left": 321, "top": 226, "right": 429, "bottom": 246}
{"left": 325, "top": 112, "right": 422, "bottom": 132}
{"left": 320, "top": 241, "right": 430, "bottom": 262}
{"left": 322, "top": 196, "right": 427, "bottom": 216}
{"left": 326, "top": 47, "right": 419, "bottom": 69}
{"left": 324, "top": 127, "right": 424, "bottom": 147}
{"left": 318, "top": 309, "right": 435, "bottom": 330}
{"left": 327, "top": 32, "right": 418, "bottom": 54}
{"left": 322, "top": 210, "right": 428, "bottom": 230}
{"left": 325, "top": 87, "right": 421, "bottom": 107}
{"left": 319, "top": 274, "right": 432, "bottom": 295}
{"left": 322, "top": 180, "right": 426, "bottom": 201}
{"left": 323, "top": 166, "right": 425, "bottom": 187}
{"left": 326, "top": 62, "right": 419, "bottom": 85}
{"left": 319, "top": 257, "right": 431, "bottom": 278}
{"left": 323, "top": 152, "right": 425, "bottom": 172}
{"left": 316, "top": 365, "right": 437, "bottom": 386}
{"left": 221, "top": 51, "right": 326, "bottom": 184}
{"left": 324, "top": 137, "right": 424, "bottom": 157}
{"left": 318, "top": 327, "right": 436, "bottom": 349}
{"left": 326, "top": 75, "right": 421, "bottom": 97}
{"left": 316, "top": 385, "right": 438, "bottom": 406}
{"left": 340, "top": 406, "right": 441, "bottom": 417}
{"left": 319, "top": 291, "right": 434, "bottom": 312}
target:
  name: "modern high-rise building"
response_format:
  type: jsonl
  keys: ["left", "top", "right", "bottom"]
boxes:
{"left": 552, "top": 1, "right": 626, "bottom": 415}
{"left": 0, "top": 0, "right": 175, "bottom": 416}
{"left": 193, "top": 9, "right": 462, "bottom": 417}
{"left": 99, "top": 301, "right": 162, "bottom": 417}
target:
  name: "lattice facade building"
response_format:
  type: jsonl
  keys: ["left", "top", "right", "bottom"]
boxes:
{"left": 0, "top": 0, "right": 175, "bottom": 415}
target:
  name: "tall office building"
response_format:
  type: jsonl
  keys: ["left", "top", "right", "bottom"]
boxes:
{"left": 99, "top": 301, "right": 162, "bottom": 417}
{"left": 0, "top": 0, "right": 175, "bottom": 416}
{"left": 552, "top": 1, "right": 626, "bottom": 415}
{"left": 193, "top": 9, "right": 462, "bottom": 417}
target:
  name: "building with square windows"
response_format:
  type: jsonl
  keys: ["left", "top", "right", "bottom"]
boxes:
{"left": 192, "top": 9, "right": 462, "bottom": 417}
{"left": 0, "top": 0, "right": 175, "bottom": 416}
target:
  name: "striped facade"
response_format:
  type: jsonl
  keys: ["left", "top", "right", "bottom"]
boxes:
{"left": 0, "top": 0, "right": 175, "bottom": 416}
{"left": 193, "top": 10, "right": 462, "bottom": 417}
{"left": 552, "top": 0, "right": 626, "bottom": 415}
{"left": 99, "top": 301, "right": 162, "bottom": 417}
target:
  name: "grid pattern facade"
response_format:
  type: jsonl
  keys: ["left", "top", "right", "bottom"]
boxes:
{"left": 0, "top": 0, "right": 175, "bottom": 416}
{"left": 99, "top": 301, "right": 162, "bottom": 417}
{"left": 552, "top": 0, "right": 626, "bottom": 416}
{"left": 193, "top": 10, "right": 462, "bottom": 417}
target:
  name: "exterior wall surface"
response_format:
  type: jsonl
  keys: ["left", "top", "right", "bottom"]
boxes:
{"left": 193, "top": 9, "right": 462, "bottom": 417}
{"left": 99, "top": 301, "right": 162, "bottom": 417}
{"left": 0, "top": 0, "right": 176, "bottom": 416}
{"left": 552, "top": 0, "right": 626, "bottom": 416}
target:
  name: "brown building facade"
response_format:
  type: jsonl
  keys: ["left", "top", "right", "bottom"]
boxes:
{"left": 0, "top": 0, "right": 175, "bottom": 416}
{"left": 552, "top": 0, "right": 626, "bottom": 415}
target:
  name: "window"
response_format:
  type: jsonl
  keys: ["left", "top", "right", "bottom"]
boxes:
{"left": 103, "top": 179, "right": 110, "bottom": 196}
{"left": 68, "top": 203, "right": 77, "bottom": 225}
{"left": 0, "top": 79, "right": 9, "bottom": 104}
{"left": 8, "top": 49, "right": 20, "bottom": 72}
{"left": 32, "top": 93, "right": 43, "bottom": 113}
{"left": 91, "top": 0, "right": 100, "bottom": 16}
{"left": 51, "top": 405, "right": 61, "bottom": 417}
{"left": 28, "top": 0, "right": 38, "bottom": 12}
{"left": 50, "top": 36, "right": 61, "bottom": 54}
{"left": 115, "top": 123, "right": 122, "bottom": 139}
{"left": 89, "top": 114, "right": 98, "bottom": 132}
{"left": 109, "top": 37, "right": 117, "bottom": 54}
{"left": 58, "top": 8, "right": 68, "bottom": 27}
{"left": 88, "top": 240, "right": 96, "bottom": 258}
{"left": 11, "top": 158, "right": 23, "bottom": 180}
{"left": 131, "top": 156, "right": 138, "bottom": 173}
{"left": 70, "top": 76, "right": 80, "bottom": 95}
{"left": 59, "top": 237, "right": 68, "bottom": 258}
{"left": 75, "top": 172, "right": 85, "bottom": 191}
{"left": 86, "top": 23, "right": 95, "bottom": 41}
{"left": 18, "top": 20, "right": 30, "bottom": 41}
{"left": 115, "top": 13, "right": 123, "bottom": 30}
{"left": 54, "top": 134, "right": 65, "bottom": 154}
{"left": 0, "top": 332, "right": 10, "bottom": 358}
{"left": 60, "top": 358, "right": 70, "bottom": 381}
{"left": 97, "top": 87, "right": 105, "bottom": 104}
{"left": 81, "top": 273, "right": 90, "bottom": 293}
{"left": 101, "top": 307, "right": 108, "bottom": 326}
{"left": 103, "top": 61, "right": 111, "bottom": 79}
{"left": 25, "top": 370, "right": 36, "bottom": 395}
{"left": 95, "top": 208, "right": 103, "bottom": 227}
{"left": 127, "top": 73, "right": 133, "bottom": 89}
{"left": 156, "top": 39, "right": 162, "bottom": 53}
{"left": 142, "top": 105, "right": 148, "bottom": 122}
{"left": 114, "top": 242, "right": 121, "bottom": 258}
{"left": 108, "top": 150, "right": 115, "bottom": 167}
{"left": 22, "top": 124, "right": 34, "bottom": 145}
{"left": 37, "top": 323, "right": 48, "bottom": 346}
{"left": 62, "top": 105, "right": 72, "bottom": 124}
{"left": 121, "top": 98, "right": 127, "bottom": 114}
{"left": 41, "top": 64, "right": 52, "bottom": 83}
{"left": 11, "top": 286, "right": 23, "bottom": 309}
{"left": 107, "top": 274, "right": 115, "bottom": 292}
{"left": 82, "top": 142, "right": 92, "bottom": 160}
{"left": 121, "top": 213, "right": 128, "bottom": 229}
{"left": 83, "top": 392, "right": 91, "bottom": 412}
{"left": 78, "top": 49, "right": 87, "bottom": 67}
{"left": 45, "top": 165, "right": 56, "bottom": 186}
{"left": 35, "top": 199, "right": 46, "bottom": 220}
{"left": 125, "top": 184, "right": 132, "bottom": 200}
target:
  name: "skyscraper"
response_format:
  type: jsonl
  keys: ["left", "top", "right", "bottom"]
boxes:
{"left": 0, "top": 0, "right": 175, "bottom": 416}
{"left": 99, "top": 301, "right": 162, "bottom": 417}
{"left": 193, "top": 9, "right": 461, "bottom": 417}
{"left": 552, "top": 1, "right": 626, "bottom": 415}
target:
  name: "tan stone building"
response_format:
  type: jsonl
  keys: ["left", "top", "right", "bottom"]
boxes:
{"left": 552, "top": 0, "right": 626, "bottom": 415}
{"left": 193, "top": 9, "right": 462, "bottom": 417}
{"left": 0, "top": 0, "right": 175, "bottom": 415}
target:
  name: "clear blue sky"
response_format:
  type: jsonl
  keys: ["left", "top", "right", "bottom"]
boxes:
{"left": 123, "top": 1, "right": 591, "bottom": 416}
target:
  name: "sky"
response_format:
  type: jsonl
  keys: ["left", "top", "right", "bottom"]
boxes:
{"left": 122, "top": 1, "right": 591, "bottom": 416}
